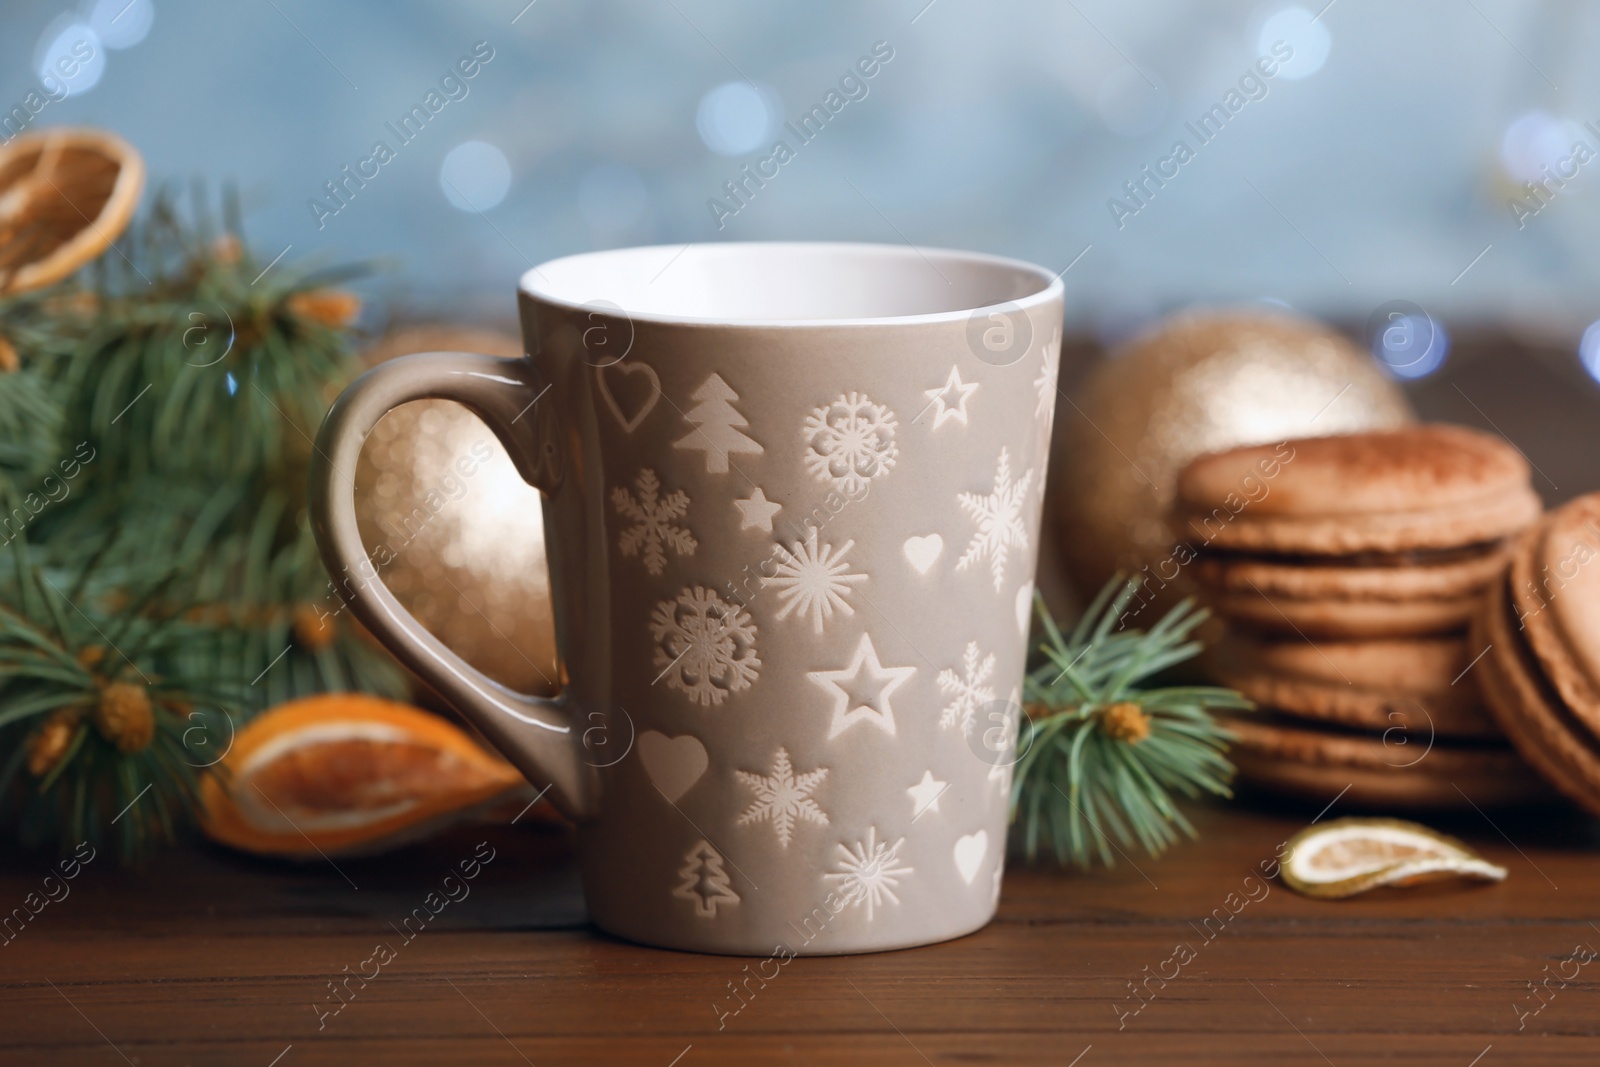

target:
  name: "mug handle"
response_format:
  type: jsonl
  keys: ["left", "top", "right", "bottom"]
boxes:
{"left": 308, "top": 351, "right": 597, "bottom": 820}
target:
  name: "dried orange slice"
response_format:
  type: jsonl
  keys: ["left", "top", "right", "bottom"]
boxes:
{"left": 1281, "top": 817, "right": 1507, "bottom": 899}
{"left": 0, "top": 127, "right": 144, "bottom": 294}
{"left": 200, "top": 694, "right": 529, "bottom": 859}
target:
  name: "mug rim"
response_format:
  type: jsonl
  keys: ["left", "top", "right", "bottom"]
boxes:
{"left": 518, "top": 241, "right": 1063, "bottom": 329}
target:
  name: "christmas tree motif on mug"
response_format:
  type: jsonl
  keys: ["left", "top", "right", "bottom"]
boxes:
{"left": 673, "top": 373, "right": 763, "bottom": 474}
{"left": 735, "top": 747, "right": 829, "bottom": 848}
{"left": 673, "top": 839, "right": 740, "bottom": 917}
{"left": 802, "top": 391, "right": 898, "bottom": 496}
{"left": 956, "top": 447, "right": 1034, "bottom": 593}
{"left": 824, "top": 826, "right": 913, "bottom": 922}
{"left": 649, "top": 586, "right": 760, "bottom": 706}
{"left": 612, "top": 468, "right": 696, "bottom": 576}
{"left": 768, "top": 527, "right": 867, "bottom": 634}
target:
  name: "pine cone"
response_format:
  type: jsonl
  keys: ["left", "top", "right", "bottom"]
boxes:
{"left": 95, "top": 681, "right": 154, "bottom": 753}
{"left": 211, "top": 234, "right": 243, "bottom": 265}
{"left": 1100, "top": 701, "right": 1151, "bottom": 744}
{"left": 287, "top": 289, "right": 362, "bottom": 330}
{"left": 292, "top": 603, "right": 337, "bottom": 651}
{"left": 27, "top": 709, "right": 80, "bottom": 777}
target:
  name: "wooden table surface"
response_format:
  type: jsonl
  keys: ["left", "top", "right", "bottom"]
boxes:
{"left": 3, "top": 798, "right": 1598, "bottom": 1066}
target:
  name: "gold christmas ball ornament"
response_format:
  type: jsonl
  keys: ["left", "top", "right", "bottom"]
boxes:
{"left": 1052, "top": 309, "right": 1414, "bottom": 613}
{"left": 355, "top": 325, "right": 558, "bottom": 696}
{"left": 95, "top": 681, "right": 154, "bottom": 754}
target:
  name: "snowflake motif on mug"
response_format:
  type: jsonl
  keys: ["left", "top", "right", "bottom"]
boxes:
{"left": 936, "top": 641, "right": 997, "bottom": 736}
{"left": 824, "top": 826, "right": 913, "bottom": 922}
{"left": 1034, "top": 327, "right": 1061, "bottom": 426}
{"left": 735, "top": 747, "right": 828, "bottom": 848}
{"left": 956, "top": 447, "right": 1034, "bottom": 592}
{"left": 802, "top": 391, "right": 898, "bottom": 496}
{"left": 612, "top": 469, "right": 696, "bottom": 576}
{"left": 649, "top": 586, "right": 760, "bottom": 706}
{"left": 768, "top": 527, "right": 867, "bottom": 633}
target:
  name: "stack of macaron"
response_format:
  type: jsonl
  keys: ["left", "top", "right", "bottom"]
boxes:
{"left": 1173, "top": 425, "right": 1550, "bottom": 808}
{"left": 1474, "top": 492, "right": 1600, "bottom": 818}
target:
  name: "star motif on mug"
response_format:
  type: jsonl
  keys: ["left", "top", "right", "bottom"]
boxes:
{"left": 906, "top": 770, "right": 948, "bottom": 819}
{"left": 922, "top": 365, "right": 979, "bottom": 429}
{"left": 733, "top": 487, "right": 782, "bottom": 532}
{"left": 809, "top": 633, "right": 916, "bottom": 740}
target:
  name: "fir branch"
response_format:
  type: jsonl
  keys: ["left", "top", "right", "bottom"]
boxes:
{"left": 1013, "top": 577, "right": 1251, "bottom": 869}
{"left": 0, "top": 542, "right": 244, "bottom": 861}
{"left": 27, "top": 187, "right": 405, "bottom": 712}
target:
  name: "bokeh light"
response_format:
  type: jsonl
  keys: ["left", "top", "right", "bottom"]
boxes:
{"left": 1371, "top": 310, "right": 1448, "bottom": 379}
{"left": 695, "top": 81, "right": 780, "bottom": 156}
{"left": 1500, "top": 110, "right": 1586, "bottom": 184}
{"left": 34, "top": 20, "right": 105, "bottom": 97}
{"left": 439, "top": 141, "right": 512, "bottom": 212}
{"left": 88, "top": 0, "right": 154, "bottom": 50}
{"left": 1259, "top": 7, "right": 1330, "bottom": 81}
{"left": 1578, "top": 320, "right": 1600, "bottom": 384}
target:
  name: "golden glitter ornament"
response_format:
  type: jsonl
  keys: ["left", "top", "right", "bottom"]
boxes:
{"left": 355, "top": 325, "right": 558, "bottom": 696}
{"left": 95, "top": 681, "right": 154, "bottom": 754}
{"left": 1050, "top": 309, "right": 1413, "bottom": 616}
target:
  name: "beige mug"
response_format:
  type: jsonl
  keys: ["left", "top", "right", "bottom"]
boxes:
{"left": 310, "top": 242, "right": 1062, "bottom": 954}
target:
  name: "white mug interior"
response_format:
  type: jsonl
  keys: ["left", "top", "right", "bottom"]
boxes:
{"left": 519, "top": 241, "right": 1061, "bottom": 325}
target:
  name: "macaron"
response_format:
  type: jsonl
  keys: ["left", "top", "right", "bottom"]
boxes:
{"left": 1198, "top": 589, "right": 1485, "bottom": 639}
{"left": 1221, "top": 712, "right": 1550, "bottom": 809}
{"left": 1175, "top": 425, "right": 1540, "bottom": 639}
{"left": 1175, "top": 425, "right": 1542, "bottom": 556}
{"left": 1204, "top": 633, "right": 1500, "bottom": 739}
{"left": 1472, "top": 494, "right": 1600, "bottom": 817}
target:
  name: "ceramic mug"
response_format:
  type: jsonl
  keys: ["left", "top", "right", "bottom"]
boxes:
{"left": 309, "top": 242, "right": 1062, "bottom": 955}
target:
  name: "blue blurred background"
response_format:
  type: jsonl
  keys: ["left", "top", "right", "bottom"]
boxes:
{"left": 6, "top": 0, "right": 1600, "bottom": 379}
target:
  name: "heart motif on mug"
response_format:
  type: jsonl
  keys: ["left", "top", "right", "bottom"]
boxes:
{"left": 954, "top": 830, "right": 988, "bottom": 884}
{"left": 596, "top": 359, "right": 662, "bottom": 433}
{"left": 902, "top": 534, "right": 944, "bottom": 575}
{"left": 639, "top": 731, "right": 708, "bottom": 803}
{"left": 1015, "top": 581, "right": 1034, "bottom": 636}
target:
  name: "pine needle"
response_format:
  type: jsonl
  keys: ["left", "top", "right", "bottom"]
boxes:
{"left": 1014, "top": 577, "right": 1250, "bottom": 869}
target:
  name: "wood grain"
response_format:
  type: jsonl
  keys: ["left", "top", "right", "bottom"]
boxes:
{"left": 2, "top": 801, "right": 1597, "bottom": 1066}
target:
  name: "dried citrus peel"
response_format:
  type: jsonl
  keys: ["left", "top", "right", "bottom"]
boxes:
{"left": 200, "top": 695, "right": 528, "bottom": 859}
{"left": 0, "top": 128, "right": 144, "bottom": 293}
{"left": 1281, "top": 817, "right": 1508, "bottom": 899}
